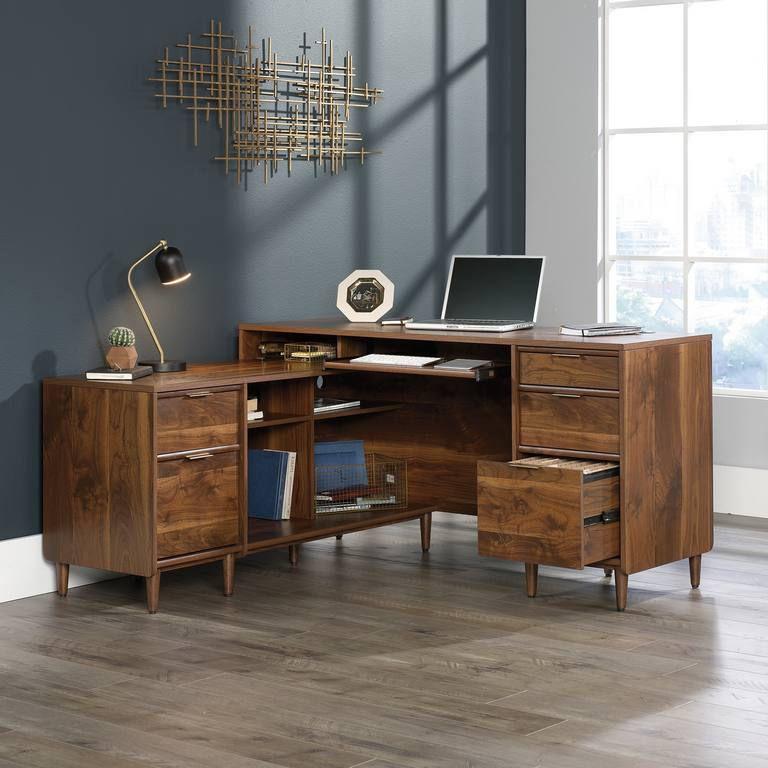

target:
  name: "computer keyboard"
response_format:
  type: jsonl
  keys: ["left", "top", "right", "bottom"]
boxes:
{"left": 442, "top": 319, "right": 515, "bottom": 325}
{"left": 350, "top": 353, "right": 443, "bottom": 368}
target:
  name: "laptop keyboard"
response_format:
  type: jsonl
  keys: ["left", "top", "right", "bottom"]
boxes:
{"left": 442, "top": 319, "right": 519, "bottom": 325}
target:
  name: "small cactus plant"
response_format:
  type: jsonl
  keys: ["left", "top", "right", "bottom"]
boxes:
{"left": 107, "top": 326, "right": 136, "bottom": 347}
{"left": 105, "top": 326, "right": 138, "bottom": 370}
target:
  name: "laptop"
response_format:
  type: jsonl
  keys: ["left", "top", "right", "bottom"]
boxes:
{"left": 405, "top": 255, "right": 545, "bottom": 332}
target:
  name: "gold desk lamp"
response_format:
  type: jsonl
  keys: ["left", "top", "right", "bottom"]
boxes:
{"left": 128, "top": 239, "right": 191, "bottom": 372}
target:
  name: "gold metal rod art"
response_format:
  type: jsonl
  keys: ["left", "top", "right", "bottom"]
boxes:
{"left": 150, "top": 20, "right": 381, "bottom": 183}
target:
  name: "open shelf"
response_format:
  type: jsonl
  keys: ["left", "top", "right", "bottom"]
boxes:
{"left": 247, "top": 413, "right": 310, "bottom": 429}
{"left": 246, "top": 504, "right": 438, "bottom": 552}
{"left": 313, "top": 402, "right": 402, "bottom": 422}
{"left": 323, "top": 359, "right": 505, "bottom": 381}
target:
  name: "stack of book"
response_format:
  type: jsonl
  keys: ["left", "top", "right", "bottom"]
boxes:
{"left": 559, "top": 322, "right": 643, "bottom": 337}
{"left": 86, "top": 365, "right": 153, "bottom": 381}
{"left": 248, "top": 449, "right": 296, "bottom": 520}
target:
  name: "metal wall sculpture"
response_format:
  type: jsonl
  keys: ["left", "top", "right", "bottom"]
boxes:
{"left": 149, "top": 21, "right": 382, "bottom": 184}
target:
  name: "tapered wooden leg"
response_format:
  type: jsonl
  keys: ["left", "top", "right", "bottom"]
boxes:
{"left": 223, "top": 554, "right": 235, "bottom": 596}
{"left": 524, "top": 563, "right": 538, "bottom": 598}
{"left": 420, "top": 512, "right": 432, "bottom": 552}
{"left": 615, "top": 570, "right": 628, "bottom": 612}
{"left": 145, "top": 572, "right": 160, "bottom": 614}
{"left": 689, "top": 554, "right": 702, "bottom": 589}
{"left": 603, "top": 567, "right": 613, "bottom": 578}
{"left": 288, "top": 544, "right": 300, "bottom": 566}
{"left": 55, "top": 563, "right": 69, "bottom": 597}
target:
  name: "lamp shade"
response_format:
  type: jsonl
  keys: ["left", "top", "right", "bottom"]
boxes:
{"left": 155, "top": 245, "right": 191, "bottom": 285}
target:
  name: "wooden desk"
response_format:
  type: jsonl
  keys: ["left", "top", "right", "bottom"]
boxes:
{"left": 43, "top": 321, "right": 713, "bottom": 612}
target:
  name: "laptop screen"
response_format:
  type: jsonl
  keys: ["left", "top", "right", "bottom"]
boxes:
{"left": 442, "top": 256, "right": 544, "bottom": 321}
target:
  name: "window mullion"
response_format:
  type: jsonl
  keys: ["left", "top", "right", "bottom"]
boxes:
{"left": 683, "top": 0, "right": 691, "bottom": 333}
{"left": 602, "top": 2, "right": 611, "bottom": 322}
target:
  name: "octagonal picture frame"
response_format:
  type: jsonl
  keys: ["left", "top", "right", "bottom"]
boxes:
{"left": 336, "top": 269, "right": 395, "bottom": 322}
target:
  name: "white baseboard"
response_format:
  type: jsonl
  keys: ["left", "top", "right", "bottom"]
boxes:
{"left": 0, "top": 464, "right": 764, "bottom": 604}
{"left": 714, "top": 464, "right": 768, "bottom": 519}
{"left": 0, "top": 534, "right": 116, "bottom": 604}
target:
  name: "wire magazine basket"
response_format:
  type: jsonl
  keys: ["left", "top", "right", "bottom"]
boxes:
{"left": 314, "top": 453, "right": 407, "bottom": 515}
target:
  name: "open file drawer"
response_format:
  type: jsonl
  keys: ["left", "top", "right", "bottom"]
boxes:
{"left": 477, "top": 457, "right": 620, "bottom": 569}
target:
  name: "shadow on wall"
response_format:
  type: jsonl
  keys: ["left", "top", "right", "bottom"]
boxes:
{"left": 353, "top": 0, "right": 524, "bottom": 313}
{"left": 232, "top": 0, "right": 521, "bottom": 317}
{"left": 86, "top": 251, "right": 131, "bottom": 358}
{"left": 0, "top": 0, "right": 525, "bottom": 542}
{"left": 0, "top": 0, "right": 242, "bottom": 541}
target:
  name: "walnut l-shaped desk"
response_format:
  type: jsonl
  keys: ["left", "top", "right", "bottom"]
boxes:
{"left": 43, "top": 320, "right": 713, "bottom": 612}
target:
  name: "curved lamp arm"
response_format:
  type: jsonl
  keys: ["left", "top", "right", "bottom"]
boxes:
{"left": 128, "top": 239, "right": 168, "bottom": 364}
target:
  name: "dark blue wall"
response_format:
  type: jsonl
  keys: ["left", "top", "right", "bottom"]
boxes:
{"left": 0, "top": 0, "right": 524, "bottom": 541}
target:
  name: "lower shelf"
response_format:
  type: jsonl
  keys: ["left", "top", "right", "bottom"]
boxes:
{"left": 247, "top": 505, "right": 437, "bottom": 552}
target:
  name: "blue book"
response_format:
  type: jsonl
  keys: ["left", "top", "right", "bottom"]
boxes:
{"left": 248, "top": 449, "right": 295, "bottom": 519}
{"left": 314, "top": 440, "right": 368, "bottom": 494}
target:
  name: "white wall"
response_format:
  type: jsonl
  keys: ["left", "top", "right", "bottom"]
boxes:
{"left": 0, "top": 534, "right": 115, "bottom": 604}
{"left": 526, "top": 0, "right": 600, "bottom": 327}
{"left": 525, "top": 0, "right": 768, "bottom": 513}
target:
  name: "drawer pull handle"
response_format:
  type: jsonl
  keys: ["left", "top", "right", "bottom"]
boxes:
{"left": 185, "top": 452, "right": 214, "bottom": 461}
{"left": 552, "top": 353, "right": 582, "bottom": 359}
{"left": 186, "top": 391, "right": 213, "bottom": 398}
{"left": 552, "top": 393, "right": 581, "bottom": 398}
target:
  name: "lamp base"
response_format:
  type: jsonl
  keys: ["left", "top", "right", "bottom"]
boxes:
{"left": 140, "top": 360, "right": 187, "bottom": 373}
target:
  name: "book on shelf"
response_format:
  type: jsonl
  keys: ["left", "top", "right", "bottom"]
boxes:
{"left": 85, "top": 365, "right": 153, "bottom": 381}
{"left": 247, "top": 397, "right": 259, "bottom": 411}
{"left": 248, "top": 449, "right": 296, "bottom": 520}
{"left": 559, "top": 322, "right": 643, "bottom": 337}
{"left": 315, "top": 440, "right": 368, "bottom": 493}
{"left": 247, "top": 410, "right": 264, "bottom": 421}
{"left": 313, "top": 397, "right": 361, "bottom": 414}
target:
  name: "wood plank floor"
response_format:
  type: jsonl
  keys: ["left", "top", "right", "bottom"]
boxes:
{"left": 1, "top": 514, "right": 767, "bottom": 767}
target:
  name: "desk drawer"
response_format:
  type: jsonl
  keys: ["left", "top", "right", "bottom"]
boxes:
{"left": 478, "top": 458, "right": 620, "bottom": 569}
{"left": 157, "top": 388, "right": 240, "bottom": 455}
{"left": 157, "top": 450, "right": 241, "bottom": 558}
{"left": 519, "top": 351, "right": 619, "bottom": 390}
{"left": 519, "top": 391, "right": 619, "bottom": 455}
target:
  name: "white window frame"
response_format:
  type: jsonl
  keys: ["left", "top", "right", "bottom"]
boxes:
{"left": 601, "top": 0, "right": 768, "bottom": 398}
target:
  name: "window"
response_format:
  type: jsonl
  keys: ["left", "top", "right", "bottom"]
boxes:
{"left": 603, "top": 0, "right": 768, "bottom": 393}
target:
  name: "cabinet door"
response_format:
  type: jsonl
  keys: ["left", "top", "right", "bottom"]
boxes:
{"left": 157, "top": 450, "right": 241, "bottom": 558}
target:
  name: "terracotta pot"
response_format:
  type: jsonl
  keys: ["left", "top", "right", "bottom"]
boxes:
{"left": 106, "top": 345, "right": 138, "bottom": 371}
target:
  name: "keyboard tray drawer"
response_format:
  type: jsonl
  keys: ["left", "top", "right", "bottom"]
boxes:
{"left": 519, "top": 351, "right": 619, "bottom": 390}
{"left": 478, "top": 457, "right": 620, "bottom": 569}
